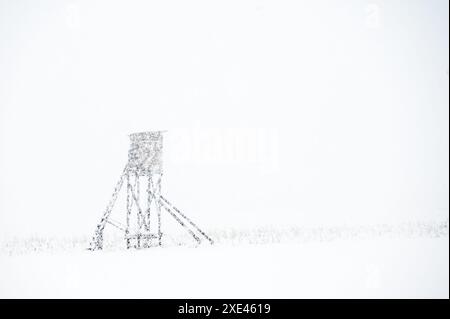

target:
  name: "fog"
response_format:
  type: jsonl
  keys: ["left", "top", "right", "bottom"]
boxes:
{"left": 0, "top": 0, "right": 448, "bottom": 237}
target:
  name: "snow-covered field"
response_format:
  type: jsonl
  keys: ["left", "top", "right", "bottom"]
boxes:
{"left": 0, "top": 222, "right": 448, "bottom": 298}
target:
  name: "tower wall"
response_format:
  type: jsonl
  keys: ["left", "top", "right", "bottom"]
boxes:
{"left": 128, "top": 131, "right": 164, "bottom": 176}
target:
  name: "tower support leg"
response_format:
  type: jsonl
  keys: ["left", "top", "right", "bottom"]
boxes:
{"left": 154, "top": 173, "right": 163, "bottom": 246}
{"left": 89, "top": 165, "right": 128, "bottom": 250}
{"left": 126, "top": 171, "right": 132, "bottom": 249}
{"left": 157, "top": 203, "right": 162, "bottom": 246}
{"left": 146, "top": 176, "right": 152, "bottom": 232}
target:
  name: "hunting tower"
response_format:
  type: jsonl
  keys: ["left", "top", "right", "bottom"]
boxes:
{"left": 90, "top": 131, "right": 213, "bottom": 250}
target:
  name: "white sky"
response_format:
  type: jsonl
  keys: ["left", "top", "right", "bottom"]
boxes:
{"left": 0, "top": 0, "right": 448, "bottom": 237}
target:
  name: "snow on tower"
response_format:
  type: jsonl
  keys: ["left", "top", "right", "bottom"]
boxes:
{"left": 90, "top": 131, "right": 213, "bottom": 250}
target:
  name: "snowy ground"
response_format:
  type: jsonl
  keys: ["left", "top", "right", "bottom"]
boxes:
{"left": 0, "top": 222, "right": 448, "bottom": 298}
